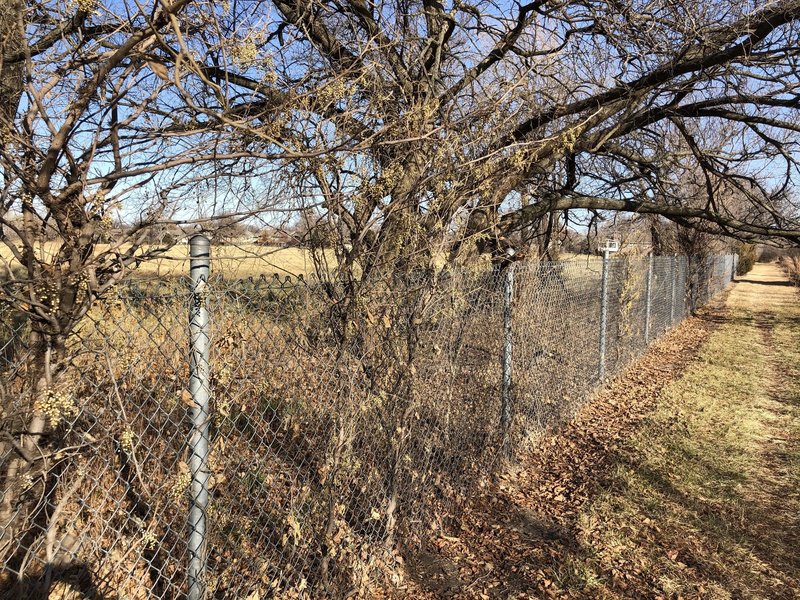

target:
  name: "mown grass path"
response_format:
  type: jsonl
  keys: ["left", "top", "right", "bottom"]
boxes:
{"left": 402, "top": 263, "right": 800, "bottom": 599}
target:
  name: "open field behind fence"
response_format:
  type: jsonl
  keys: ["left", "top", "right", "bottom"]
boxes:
{"left": 0, "top": 251, "right": 735, "bottom": 598}
{"left": 0, "top": 242, "right": 603, "bottom": 280}
{"left": 0, "top": 243, "right": 328, "bottom": 279}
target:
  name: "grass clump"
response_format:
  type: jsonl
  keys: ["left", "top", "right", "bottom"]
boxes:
{"left": 572, "top": 266, "right": 800, "bottom": 598}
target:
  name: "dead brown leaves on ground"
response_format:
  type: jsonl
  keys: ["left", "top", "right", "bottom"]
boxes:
{"left": 397, "top": 303, "right": 724, "bottom": 599}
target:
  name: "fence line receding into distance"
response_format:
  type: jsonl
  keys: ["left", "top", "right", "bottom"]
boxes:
{"left": 0, "top": 246, "right": 737, "bottom": 598}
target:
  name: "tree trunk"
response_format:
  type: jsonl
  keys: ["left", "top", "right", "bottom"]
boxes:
{"left": 0, "top": 325, "right": 66, "bottom": 580}
{"left": 0, "top": 0, "right": 24, "bottom": 124}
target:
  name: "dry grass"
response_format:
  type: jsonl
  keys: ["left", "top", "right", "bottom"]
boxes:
{"left": 399, "top": 263, "right": 798, "bottom": 599}
{"left": 569, "top": 263, "right": 800, "bottom": 598}
{"left": 781, "top": 255, "right": 800, "bottom": 285}
{"left": 0, "top": 241, "right": 330, "bottom": 278}
{"left": 136, "top": 243, "right": 329, "bottom": 277}
{"left": 1, "top": 241, "right": 607, "bottom": 281}
{"left": 1, "top": 263, "right": 519, "bottom": 598}
{"left": 0, "top": 252, "right": 738, "bottom": 598}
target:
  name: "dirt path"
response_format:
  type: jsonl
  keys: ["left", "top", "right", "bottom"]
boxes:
{"left": 400, "top": 263, "right": 800, "bottom": 599}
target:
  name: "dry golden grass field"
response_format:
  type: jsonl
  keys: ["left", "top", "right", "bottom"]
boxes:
{"left": 0, "top": 241, "right": 608, "bottom": 282}
{"left": 0, "top": 242, "right": 330, "bottom": 278}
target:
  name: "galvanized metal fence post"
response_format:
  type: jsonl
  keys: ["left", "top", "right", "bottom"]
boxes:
{"left": 188, "top": 235, "right": 211, "bottom": 600}
{"left": 500, "top": 264, "right": 514, "bottom": 440}
{"left": 598, "top": 249, "right": 610, "bottom": 380}
{"left": 669, "top": 254, "right": 677, "bottom": 327}
{"left": 644, "top": 253, "right": 653, "bottom": 344}
{"left": 684, "top": 256, "right": 690, "bottom": 316}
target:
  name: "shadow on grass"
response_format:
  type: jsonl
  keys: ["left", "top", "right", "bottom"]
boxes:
{"left": 405, "top": 277, "right": 800, "bottom": 599}
{"left": 735, "top": 278, "right": 795, "bottom": 287}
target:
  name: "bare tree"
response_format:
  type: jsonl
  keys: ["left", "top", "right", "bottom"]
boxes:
{"left": 158, "top": 0, "right": 800, "bottom": 384}
{"left": 155, "top": 1, "right": 800, "bottom": 270}
{"left": 0, "top": 0, "right": 253, "bottom": 569}
{"left": 121, "top": 2, "right": 796, "bottom": 552}
{"left": 7, "top": 0, "right": 800, "bottom": 380}
{"left": 3, "top": 0, "right": 800, "bottom": 589}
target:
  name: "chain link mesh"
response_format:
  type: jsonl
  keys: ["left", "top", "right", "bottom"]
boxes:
{"left": 0, "top": 252, "right": 736, "bottom": 598}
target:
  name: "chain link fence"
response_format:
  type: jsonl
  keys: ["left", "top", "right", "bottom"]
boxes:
{"left": 0, "top": 246, "right": 736, "bottom": 598}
